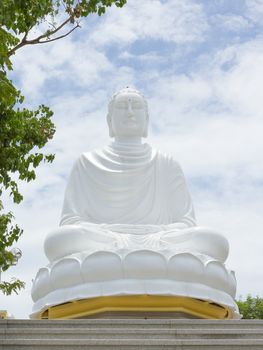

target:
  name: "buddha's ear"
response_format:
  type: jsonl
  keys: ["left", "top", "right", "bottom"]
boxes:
{"left": 143, "top": 113, "right": 149, "bottom": 138}
{"left": 107, "top": 113, "right": 115, "bottom": 137}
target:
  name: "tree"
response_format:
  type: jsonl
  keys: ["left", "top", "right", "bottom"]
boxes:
{"left": 0, "top": 0, "right": 126, "bottom": 295}
{"left": 237, "top": 295, "right": 263, "bottom": 319}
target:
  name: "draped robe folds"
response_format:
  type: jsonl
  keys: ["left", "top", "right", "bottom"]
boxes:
{"left": 59, "top": 142, "right": 196, "bottom": 250}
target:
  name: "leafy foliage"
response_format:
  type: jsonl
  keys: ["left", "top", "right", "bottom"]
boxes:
{"left": 0, "top": 278, "right": 25, "bottom": 296}
{"left": 0, "top": 0, "right": 126, "bottom": 295}
{"left": 237, "top": 295, "right": 263, "bottom": 319}
{"left": 0, "top": 70, "right": 55, "bottom": 295}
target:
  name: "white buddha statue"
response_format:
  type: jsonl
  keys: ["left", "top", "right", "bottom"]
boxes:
{"left": 31, "top": 88, "right": 239, "bottom": 320}
{"left": 44, "top": 88, "right": 228, "bottom": 263}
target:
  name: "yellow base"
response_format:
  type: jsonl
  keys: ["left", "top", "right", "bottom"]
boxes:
{"left": 39, "top": 295, "right": 232, "bottom": 320}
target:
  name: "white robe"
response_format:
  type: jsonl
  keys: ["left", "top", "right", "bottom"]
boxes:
{"left": 60, "top": 142, "right": 196, "bottom": 228}
{"left": 45, "top": 142, "right": 228, "bottom": 262}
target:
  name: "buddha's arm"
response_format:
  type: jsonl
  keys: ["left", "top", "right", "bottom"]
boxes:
{"left": 59, "top": 156, "right": 107, "bottom": 230}
{"left": 166, "top": 159, "right": 196, "bottom": 230}
{"left": 102, "top": 223, "right": 193, "bottom": 234}
{"left": 161, "top": 222, "right": 193, "bottom": 231}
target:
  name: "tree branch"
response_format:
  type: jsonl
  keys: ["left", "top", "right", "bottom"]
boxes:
{"left": 22, "top": 31, "right": 29, "bottom": 42}
{"left": 7, "top": 31, "right": 29, "bottom": 56}
{"left": 37, "top": 24, "right": 80, "bottom": 44}
{"left": 33, "top": 16, "right": 72, "bottom": 42}
{"left": 7, "top": 16, "right": 74, "bottom": 57}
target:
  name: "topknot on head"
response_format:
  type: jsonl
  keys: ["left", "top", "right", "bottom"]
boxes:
{"left": 110, "top": 86, "right": 146, "bottom": 102}
{"left": 108, "top": 87, "right": 148, "bottom": 112}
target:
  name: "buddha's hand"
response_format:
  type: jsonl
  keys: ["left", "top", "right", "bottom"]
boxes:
{"left": 102, "top": 224, "right": 162, "bottom": 234}
{"left": 161, "top": 222, "right": 190, "bottom": 232}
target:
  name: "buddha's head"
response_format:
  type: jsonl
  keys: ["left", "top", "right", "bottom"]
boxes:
{"left": 107, "top": 87, "right": 149, "bottom": 139}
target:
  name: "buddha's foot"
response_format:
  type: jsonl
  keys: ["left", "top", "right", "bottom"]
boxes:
{"left": 160, "top": 226, "right": 229, "bottom": 262}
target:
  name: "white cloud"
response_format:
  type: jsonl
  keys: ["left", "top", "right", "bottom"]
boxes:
{"left": 211, "top": 14, "right": 251, "bottom": 32}
{"left": 119, "top": 50, "right": 165, "bottom": 63}
{"left": 90, "top": 0, "right": 209, "bottom": 46}
{"left": 11, "top": 36, "right": 113, "bottom": 100}
{"left": 211, "top": 39, "right": 263, "bottom": 118}
{"left": 246, "top": 0, "right": 263, "bottom": 24}
{"left": 148, "top": 36, "right": 263, "bottom": 134}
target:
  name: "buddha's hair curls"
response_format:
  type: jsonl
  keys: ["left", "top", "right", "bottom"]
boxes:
{"left": 107, "top": 87, "right": 149, "bottom": 137}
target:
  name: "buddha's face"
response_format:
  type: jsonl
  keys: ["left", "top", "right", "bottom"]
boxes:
{"left": 109, "top": 91, "right": 148, "bottom": 138}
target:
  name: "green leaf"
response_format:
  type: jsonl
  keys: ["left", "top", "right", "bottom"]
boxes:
{"left": 0, "top": 278, "right": 25, "bottom": 295}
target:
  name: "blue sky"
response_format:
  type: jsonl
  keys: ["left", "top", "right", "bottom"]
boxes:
{"left": 2, "top": 0, "right": 263, "bottom": 318}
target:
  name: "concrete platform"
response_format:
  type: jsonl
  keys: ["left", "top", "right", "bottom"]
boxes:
{"left": 1, "top": 319, "right": 263, "bottom": 349}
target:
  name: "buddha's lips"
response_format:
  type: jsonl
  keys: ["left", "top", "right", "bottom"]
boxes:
{"left": 123, "top": 120, "right": 137, "bottom": 126}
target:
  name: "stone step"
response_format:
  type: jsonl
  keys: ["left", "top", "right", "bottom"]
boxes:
{"left": 1, "top": 327, "right": 263, "bottom": 340}
{"left": 1, "top": 320, "right": 263, "bottom": 349}
{"left": 1, "top": 338, "right": 263, "bottom": 350}
{"left": 2, "top": 319, "right": 263, "bottom": 330}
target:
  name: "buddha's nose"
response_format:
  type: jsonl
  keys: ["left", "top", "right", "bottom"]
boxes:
{"left": 127, "top": 100, "right": 134, "bottom": 117}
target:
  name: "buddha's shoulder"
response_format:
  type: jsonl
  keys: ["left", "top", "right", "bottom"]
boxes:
{"left": 156, "top": 150, "right": 183, "bottom": 170}
{"left": 76, "top": 148, "right": 104, "bottom": 159}
{"left": 71, "top": 149, "right": 101, "bottom": 168}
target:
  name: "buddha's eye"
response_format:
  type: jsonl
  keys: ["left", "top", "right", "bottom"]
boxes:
{"left": 116, "top": 101, "right": 127, "bottom": 109}
{"left": 132, "top": 102, "right": 143, "bottom": 109}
